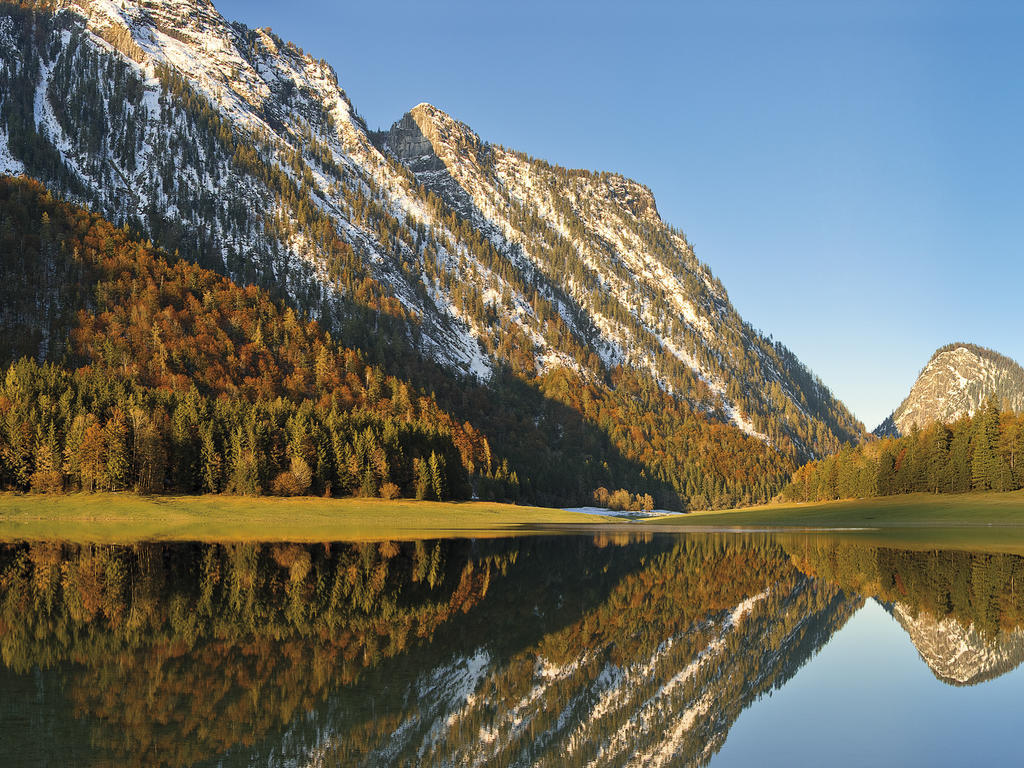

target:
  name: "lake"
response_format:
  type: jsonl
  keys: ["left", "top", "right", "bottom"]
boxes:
{"left": 1, "top": 532, "right": 1023, "bottom": 766}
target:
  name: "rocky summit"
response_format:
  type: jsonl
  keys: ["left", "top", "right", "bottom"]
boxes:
{"left": 875, "top": 344, "right": 1024, "bottom": 437}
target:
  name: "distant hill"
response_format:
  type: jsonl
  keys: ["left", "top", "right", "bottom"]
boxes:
{"left": 874, "top": 343, "right": 1024, "bottom": 437}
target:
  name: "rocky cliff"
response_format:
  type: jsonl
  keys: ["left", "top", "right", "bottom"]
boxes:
{"left": 875, "top": 344, "right": 1024, "bottom": 436}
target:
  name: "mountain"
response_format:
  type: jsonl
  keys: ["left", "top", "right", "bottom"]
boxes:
{"left": 0, "top": 0, "right": 865, "bottom": 507}
{"left": 376, "top": 103, "right": 862, "bottom": 455}
{"left": 890, "top": 602, "right": 1024, "bottom": 686}
{"left": 875, "top": 343, "right": 1024, "bottom": 437}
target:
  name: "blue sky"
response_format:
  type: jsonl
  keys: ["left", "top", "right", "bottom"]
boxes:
{"left": 217, "top": 0, "right": 1024, "bottom": 429}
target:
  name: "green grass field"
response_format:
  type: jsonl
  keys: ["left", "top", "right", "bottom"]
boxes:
{"left": 650, "top": 490, "right": 1024, "bottom": 528}
{"left": 0, "top": 493, "right": 604, "bottom": 543}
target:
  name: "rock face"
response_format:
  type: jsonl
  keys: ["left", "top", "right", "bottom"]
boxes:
{"left": 380, "top": 103, "right": 865, "bottom": 456}
{"left": 875, "top": 344, "right": 1024, "bottom": 437}
{"left": 384, "top": 111, "right": 447, "bottom": 173}
{"left": 890, "top": 602, "right": 1024, "bottom": 686}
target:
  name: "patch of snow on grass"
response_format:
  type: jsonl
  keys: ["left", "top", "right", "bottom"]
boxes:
{"left": 564, "top": 506, "right": 684, "bottom": 519}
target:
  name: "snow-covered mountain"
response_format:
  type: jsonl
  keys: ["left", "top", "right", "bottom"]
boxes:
{"left": 890, "top": 602, "right": 1024, "bottom": 686}
{"left": 0, "top": 0, "right": 866, "bottom": 504}
{"left": 377, "top": 104, "right": 858, "bottom": 451}
{"left": 875, "top": 344, "right": 1024, "bottom": 437}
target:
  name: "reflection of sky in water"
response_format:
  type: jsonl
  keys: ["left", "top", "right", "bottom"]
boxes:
{"left": 711, "top": 599, "right": 1024, "bottom": 767}
{"left": 4, "top": 537, "right": 1024, "bottom": 766}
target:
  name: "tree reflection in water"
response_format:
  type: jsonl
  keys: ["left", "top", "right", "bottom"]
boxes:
{"left": 0, "top": 534, "right": 1021, "bottom": 767}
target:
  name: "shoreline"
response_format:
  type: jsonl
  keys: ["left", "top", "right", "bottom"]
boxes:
{"left": 1, "top": 490, "right": 1023, "bottom": 546}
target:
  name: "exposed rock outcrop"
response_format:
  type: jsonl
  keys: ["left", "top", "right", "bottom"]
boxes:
{"left": 875, "top": 344, "right": 1024, "bottom": 437}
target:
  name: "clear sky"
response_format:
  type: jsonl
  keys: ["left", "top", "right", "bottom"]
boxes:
{"left": 216, "top": 0, "right": 1023, "bottom": 429}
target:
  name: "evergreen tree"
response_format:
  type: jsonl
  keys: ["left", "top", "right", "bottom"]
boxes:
{"left": 971, "top": 399, "right": 1001, "bottom": 491}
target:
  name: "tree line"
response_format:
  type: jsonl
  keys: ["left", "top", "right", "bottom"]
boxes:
{"left": 0, "top": 177, "right": 515, "bottom": 500}
{"left": 782, "top": 399, "right": 1024, "bottom": 503}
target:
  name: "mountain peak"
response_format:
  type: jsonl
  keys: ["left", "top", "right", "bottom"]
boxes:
{"left": 385, "top": 103, "right": 485, "bottom": 181}
{"left": 875, "top": 343, "right": 1024, "bottom": 436}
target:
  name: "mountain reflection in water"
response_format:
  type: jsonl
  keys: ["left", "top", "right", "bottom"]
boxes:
{"left": 0, "top": 534, "right": 1022, "bottom": 767}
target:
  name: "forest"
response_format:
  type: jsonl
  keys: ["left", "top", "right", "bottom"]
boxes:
{"left": 781, "top": 399, "right": 1024, "bottom": 503}
{"left": 0, "top": 175, "right": 797, "bottom": 507}
{"left": 0, "top": 177, "right": 506, "bottom": 501}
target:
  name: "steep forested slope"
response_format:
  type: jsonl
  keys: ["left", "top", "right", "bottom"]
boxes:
{"left": 0, "top": 176, "right": 792, "bottom": 505}
{"left": 0, "top": 177, "right": 498, "bottom": 499}
{"left": 0, "top": 0, "right": 868, "bottom": 506}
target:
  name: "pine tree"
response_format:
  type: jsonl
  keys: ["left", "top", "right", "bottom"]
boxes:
{"left": 30, "top": 427, "right": 63, "bottom": 493}
{"left": 78, "top": 420, "right": 106, "bottom": 493}
{"left": 104, "top": 410, "right": 131, "bottom": 491}
{"left": 971, "top": 399, "right": 1001, "bottom": 491}
{"left": 927, "top": 424, "right": 951, "bottom": 493}
{"left": 414, "top": 458, "right": 430, "bottom": 501}
{"left": 200, "top": 426, "right": 223, "bottom": 493}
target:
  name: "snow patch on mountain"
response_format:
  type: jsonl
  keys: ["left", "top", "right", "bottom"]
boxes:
{"left": 0, "top": 128, "right": 22, "bottom": 175}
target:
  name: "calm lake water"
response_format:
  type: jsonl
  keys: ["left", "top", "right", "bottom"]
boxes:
{"left": 1, "top": 532, "right": 1023, "bottom": 766}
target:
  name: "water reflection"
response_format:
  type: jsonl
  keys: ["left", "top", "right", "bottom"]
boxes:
{"left": 0, "top": 534, "right": 1021, "bottom": 766}
{"left": 785, "top": 536, "right": 1024, "bottom": 687}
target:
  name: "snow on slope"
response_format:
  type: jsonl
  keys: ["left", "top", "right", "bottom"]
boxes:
{"left": 0, "top": 0, "right": 865, "bottom": 459}
{"left": 383, "top": 103, "right": 863, "bottom": 451}
{"left": 4, "top": 0, "right": 506, "bottom": 378}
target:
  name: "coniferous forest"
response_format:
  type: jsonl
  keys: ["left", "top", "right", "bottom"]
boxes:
{"left": 781, "top": 399, "right": 1024, "bottom": 503}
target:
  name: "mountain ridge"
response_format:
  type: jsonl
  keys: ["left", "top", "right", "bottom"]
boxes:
{"left": 0, "top": 0, "right": 866, "bottom": 506}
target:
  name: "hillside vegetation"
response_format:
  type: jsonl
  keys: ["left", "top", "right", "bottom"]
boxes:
{"left": 0, "top": 176, "right": 793, "bottom": 507}
{"left": 785, "top": 399, "right": 1024, "bottom": 503}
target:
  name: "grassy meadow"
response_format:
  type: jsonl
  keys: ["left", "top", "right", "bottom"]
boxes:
{"left": 653, "top": 490, "right": 1024, "bottom": 528}
{"left": 4, "top": 490, "right": 1024, "bottom": 548}
{"left": 0, "top": 493, "right": 604, "bottom": 543}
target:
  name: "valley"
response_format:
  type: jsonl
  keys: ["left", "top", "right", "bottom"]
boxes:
{"left": 0, "top": 2, "right": 1022, "bottom": 766}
